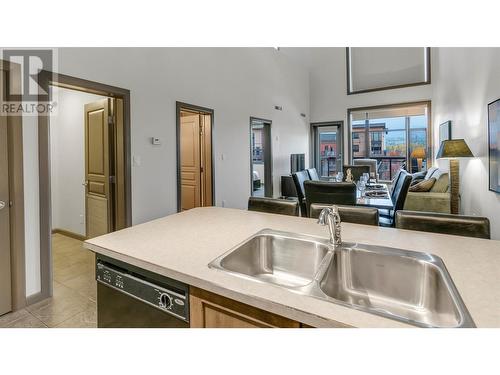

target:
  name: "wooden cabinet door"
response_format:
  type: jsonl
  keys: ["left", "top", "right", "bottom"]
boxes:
{"left": 189, "top": 287, "right": 300, "bottom": 328}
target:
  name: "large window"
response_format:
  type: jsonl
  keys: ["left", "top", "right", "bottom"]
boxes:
{"left": 349, "top": 102, "right": 431, "bottom": 181}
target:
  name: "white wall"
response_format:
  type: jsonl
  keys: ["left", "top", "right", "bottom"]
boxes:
{"left": 433, "top": 48, "right": 500, "bottom": 239}
{"left": 304, "top": 48, "right": 433, "bottom": 160}
{"left": 50, "top": 86, "right": 107, "bottom": 236}
{"left": 22, "top": 114, "right": 41, "bottom": 297}
{"left": 54, "top": 48, "right": 310, "bottom": 222}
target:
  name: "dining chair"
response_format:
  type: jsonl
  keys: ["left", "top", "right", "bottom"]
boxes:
{"left": 248, "top": 197, "right": 299, "bottom": 217}
{"left": 291, "top": 170, "right": 310, "bottom": 216}
{"left": 379, "top": 170, "right": 412, "bottom": 227}
{"left": 303, "top": 180, "right": 356, "bottom": 217}
{"left": 306, "top": 168, "right": 320, "bottom": 181}
{"left": 309, "top": 204, "right": 379, "bottom": 226}
{"left": 378, "top": 168, "right": 404, "bottom": 217}
{"left": 395, "top": 210, "right": 490, "bottom": 239}
{"left": 342, "top": 165, "right": 370, "bottom": 182}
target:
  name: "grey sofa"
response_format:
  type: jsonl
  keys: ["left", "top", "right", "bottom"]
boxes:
{"left": 403, "top": 167, "right": 452, "bottom": 214}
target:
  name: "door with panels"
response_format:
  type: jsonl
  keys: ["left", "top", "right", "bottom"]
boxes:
{"left": 180, "top": 110, "right": 212, "bottom": 211}
{"left": 84, "top": 98, "right": 115, "bottom": 238}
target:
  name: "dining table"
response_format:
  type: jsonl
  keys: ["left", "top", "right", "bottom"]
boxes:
{"left": 356, "top": 182, "right": 393, "bottom": 210}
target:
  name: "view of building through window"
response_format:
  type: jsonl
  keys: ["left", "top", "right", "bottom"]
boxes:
{"left": 315, "top": 124, "right": 341, "bottom": 178}
{"left": 350, "top": 103, "right": 430, "bottom": 181}
{"left": 252, "top": 126, "right": 263, "bottom": 163}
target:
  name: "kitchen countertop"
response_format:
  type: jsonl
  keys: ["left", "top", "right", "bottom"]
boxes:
{"left": 83, "top": 207, "right": 500, "bottom": 328}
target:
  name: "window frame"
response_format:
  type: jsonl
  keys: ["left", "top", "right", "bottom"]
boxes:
{"left": 346, "top": 47, "right": 431, "bottom": 95}
{"left": 347, "top": 101, "right": 432, "bottom": 180}
{"left": 310, "top": 121, "right": 344, "bottom": 179}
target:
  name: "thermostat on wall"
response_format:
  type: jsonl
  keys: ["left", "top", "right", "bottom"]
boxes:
{"left": 151, "top": 137, "right": 161, "bottom": 145}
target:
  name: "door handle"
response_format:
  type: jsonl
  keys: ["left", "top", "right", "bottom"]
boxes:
{"left": 0, "top": 201, "right": 5, "bottom": 210}
{"left": 82, "top": 181, "right": 88, "bottom": 187}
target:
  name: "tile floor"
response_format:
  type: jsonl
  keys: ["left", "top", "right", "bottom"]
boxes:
{"left": 0, "top": 233, "right": 97, "bottom": 328}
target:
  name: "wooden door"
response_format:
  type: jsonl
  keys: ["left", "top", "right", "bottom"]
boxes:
{"left": 0, "top": 84, "right": 12, "bottom": 315}
{"left": 84, "top": 98, "right": 114, "bottom": 238}
{"left": 180, "top": 113, "right": 201, "bottom": 210}
{"left": 201, "top": 114, "right": 212, "bottom": 206}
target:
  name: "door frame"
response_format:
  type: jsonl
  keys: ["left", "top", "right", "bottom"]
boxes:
{"left": 34, "top": 71, "right": 132, "bottom": 304}
{"left": 175, "top": 101, "right": 215, "bottom": 212}
{"left": 310, "top": 121, "right": 344, "bottom": 178}
{"left": 0, "top": 60, "right": 26, "bottom": 311}
{"left": 249, "top": 117, "right": 273, "bottom": 197}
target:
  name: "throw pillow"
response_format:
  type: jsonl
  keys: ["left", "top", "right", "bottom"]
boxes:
{"left": 409, "top": 177, "right": 436, "bottom": 192}
{"left": 430, "top": 173, "right": 449, "bottom": 193}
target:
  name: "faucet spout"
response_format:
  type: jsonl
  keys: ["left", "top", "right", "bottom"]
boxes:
{"left": 317, "top": 206, "right": 342, "bottom": 248}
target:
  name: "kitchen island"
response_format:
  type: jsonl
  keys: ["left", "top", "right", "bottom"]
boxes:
{"left": 83, "top": 207, "right": 500, "bottom": 328}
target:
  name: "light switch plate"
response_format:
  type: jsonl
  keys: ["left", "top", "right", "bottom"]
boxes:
{"left": 152, "top": 137, "right": 161, "bottom": 145}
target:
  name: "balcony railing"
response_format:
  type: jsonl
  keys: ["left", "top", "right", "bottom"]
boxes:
{"left": 354, "top": 156, "right": 406, "bottom": 181}
{"left": 317, "top": 156, "right": 411, "bottom": 181}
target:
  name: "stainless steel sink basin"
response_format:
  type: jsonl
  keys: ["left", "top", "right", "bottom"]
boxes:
{"left": 209, "top": 229, "right": 475, "bottom": 328}
{"left": 319, "top": 244, "right": 472, "bottom": 328}
{"left": 214, "top": 231, "right": 330, "bottom": 288}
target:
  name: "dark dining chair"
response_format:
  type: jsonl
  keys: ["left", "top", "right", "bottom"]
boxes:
{"left": 291, "top": 170, "right": 310, "bottom": 216}
{"left": 395, "top": 210, "right": 490, "bottom": 239}
{"left": 248, "top": 197, "right": 299, "bottom": 217}
{"left": 303, "top": 180, "right": 356, "bottom": 217}
{"left": 309, "top": 204, "right": 379, "bottom": 226}
{"left": 306, "top": 168, "right": 320, "bottom": 181}
{"left": 379, "top": 170, "right": 412, "bottom": 227}
{"left": 343, "top": 165, "right": 370, "bottom": 182}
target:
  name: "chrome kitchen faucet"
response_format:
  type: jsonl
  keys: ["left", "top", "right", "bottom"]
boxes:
{"left": 317, "top": 206, "right": 342, "bottom": 248}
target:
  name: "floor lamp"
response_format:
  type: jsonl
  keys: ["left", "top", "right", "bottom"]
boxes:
{"left": 436, "top": 139, "right": 474, "bottom": 214}
{"left": 411, "top": 147, "right": 426, "bottom": 171}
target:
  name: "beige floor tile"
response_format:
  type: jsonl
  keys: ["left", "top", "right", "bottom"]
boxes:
{"left": 0, "top": 308, "right": 31, "bottom": 328}
{"left": 55, "top": 304, "right": 97, "bottom": 328}
{"left": 53, "top": 259, "right": 92, "bottom": 283}
{"left": 28, "top": 294, "right": 94, "bottom": 328}
{"left": 62, "top": 273, "right": 97, "bottom": 301}
{"left": 6, "top": 312, "right": 47, "bottom": 328}
{"left": 21, "top": 233, "right": 98, "bottom": 328}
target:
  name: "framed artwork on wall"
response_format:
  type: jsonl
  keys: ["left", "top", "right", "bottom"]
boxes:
{"left": 439, "top": 120, "right": 452, "bottom": 145}
{"left": 488, "top": 98, "right": 500, "bottom": 193}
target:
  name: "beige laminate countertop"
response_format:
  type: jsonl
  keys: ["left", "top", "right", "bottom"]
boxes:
{"left": 83, "top": 207, "right": 500, "bottom": 328}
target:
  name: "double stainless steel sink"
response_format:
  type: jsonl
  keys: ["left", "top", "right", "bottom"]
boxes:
{"left": 209, "top": 229, "right": 475, "bottom": 328}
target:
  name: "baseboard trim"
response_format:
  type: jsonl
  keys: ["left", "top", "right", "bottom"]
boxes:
{"left": 51, "top": 228, "right": 87, "bottom": 241}
{"left": 26, "top": 291, "right": 48, "bottom": 306}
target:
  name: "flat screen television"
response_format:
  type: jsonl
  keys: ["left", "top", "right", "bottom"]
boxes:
{"left": 290, "top": 153, "right": 305, "bottom": 174}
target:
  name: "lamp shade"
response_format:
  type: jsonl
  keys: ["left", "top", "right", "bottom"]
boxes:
{"left": 411, "top": 146, "right": 426, "bottom": 159}
{"left": 436, "top": 139, "right": 474, "bottom": 159}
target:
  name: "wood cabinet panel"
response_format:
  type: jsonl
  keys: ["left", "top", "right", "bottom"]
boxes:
{"left": 190, "top": 287, "right": 301, "bottom": 328}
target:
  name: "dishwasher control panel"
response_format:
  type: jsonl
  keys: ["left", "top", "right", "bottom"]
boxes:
{"left": 96, "top": 261, "right": 189, "bottom": 322}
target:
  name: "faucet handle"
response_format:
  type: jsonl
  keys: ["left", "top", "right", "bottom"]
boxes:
{"left": 317, "top": 207, "right": 332, "bottom": 225}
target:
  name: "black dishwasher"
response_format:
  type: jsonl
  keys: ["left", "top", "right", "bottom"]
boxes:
{"left": 96, "top": 255, "right": 190, "bottom": 328}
